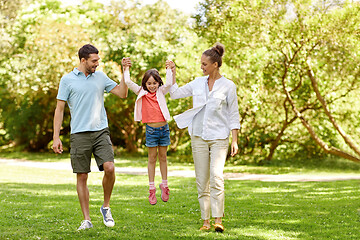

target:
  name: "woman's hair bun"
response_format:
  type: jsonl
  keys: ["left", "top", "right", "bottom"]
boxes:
{"left": 212, "top": 43, "right": 225, "bottom": 57}
{"left": 202, "top": 42, "right": 225, "bottom": 67}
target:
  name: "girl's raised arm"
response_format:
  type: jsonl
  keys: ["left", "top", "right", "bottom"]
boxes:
{"left": 166, "top": 60, "right": 176, "bottom": 85}
{"left": 161, "top": 60, "right": 175, "bottom": 94}
{"left": 122, "top": 58, "right": 142, "bottom": 95}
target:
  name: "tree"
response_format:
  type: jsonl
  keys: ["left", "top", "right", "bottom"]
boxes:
{"left": 0, "top": 0, "right": 200, "bottom": 153}
{"left": 0, "top": 0, "right": 92, "bottom": 150}
{"left": 194, "top": 0, "right": 360, "bottom": 162}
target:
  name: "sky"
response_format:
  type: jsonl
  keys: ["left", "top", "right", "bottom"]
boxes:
{"left": 62, "top": 0, "right": 203, "bottom": 15}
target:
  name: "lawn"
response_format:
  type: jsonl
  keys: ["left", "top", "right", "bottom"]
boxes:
{"left": 0, "top": 155, "right": 360, "bottom": 239}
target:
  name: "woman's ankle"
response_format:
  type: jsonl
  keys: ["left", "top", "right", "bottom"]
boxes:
{"left": 203, "top": 219, "right": 210, "bottom": 226}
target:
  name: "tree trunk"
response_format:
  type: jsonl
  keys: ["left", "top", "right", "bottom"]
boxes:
{"left": 107, "top": 112, "right": 138, "bottom": 153}
{"left": 306, "top": 62, "right": 360, "bottom": 157}
{"left": 266, "top": 98, "right": 290, "bottom": 161}
{"left": 282, "top": 75, "right": 360, "bottom": 163}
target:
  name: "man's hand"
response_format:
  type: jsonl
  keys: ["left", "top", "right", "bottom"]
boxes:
{"left": 52, "top": 137, "right": 63, "bottom": 154}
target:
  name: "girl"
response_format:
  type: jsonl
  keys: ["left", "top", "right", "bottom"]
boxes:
{"left": 169, "top": 43, "right": 240, "bottom": 232}
{"left": 123, "top": 58, "right": 175, "bottom": 205}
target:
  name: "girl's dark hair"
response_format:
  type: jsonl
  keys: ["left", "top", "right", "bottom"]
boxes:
{"left": 78, "top": 44, "right": 99, "bottom": 61}
{"left": 141, "top": 69, "right": 163, "bottom": 92}
{"left": 202, "top": 42, "right": 225, "bottom": 67}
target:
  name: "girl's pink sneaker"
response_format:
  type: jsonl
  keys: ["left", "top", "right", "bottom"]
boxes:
{"left": 159, "top": 183, "right": 170, "bottom": 202}
{"left": 149, "top": 189, "right": 157, "bottom": 205}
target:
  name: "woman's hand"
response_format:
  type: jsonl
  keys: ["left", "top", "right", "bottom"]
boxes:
{"left": 165, "top": 60, "right": 174, "bottom": 69}
{"left": 230, "top": 141, "right": 238, "bottom": 157}
{"left": 230, "top": 129, "right": 239, "bottom": 157}
{"left": 166, "top": 60, "right": 176, "bottom": 72}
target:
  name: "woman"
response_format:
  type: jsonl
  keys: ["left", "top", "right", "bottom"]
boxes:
{"left": 170, "top": 43, "right": 240, "bottom": 232}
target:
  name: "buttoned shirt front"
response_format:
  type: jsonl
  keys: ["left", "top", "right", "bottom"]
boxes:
{"left": 57, "top": 68, "right": 117, "bottom": 134}
{"left": 170, "top": 76, "right": 240, "bottom": 140}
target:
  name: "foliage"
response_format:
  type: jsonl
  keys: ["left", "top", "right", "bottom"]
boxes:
{"left": 1, "top": 0, "right": 360, "bottom": 164}
{"left": 0, "top": 0, "right": 93, "bottom": 150}
{"left": 0, "top": 0, "right": 202, "bottom": 153}
{"left": 193, "top": 0, "right": 360, "bottom": 163}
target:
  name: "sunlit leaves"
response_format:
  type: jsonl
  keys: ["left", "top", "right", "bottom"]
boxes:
{"left": 194, "top": 0, "right": 360, "bottom": 162}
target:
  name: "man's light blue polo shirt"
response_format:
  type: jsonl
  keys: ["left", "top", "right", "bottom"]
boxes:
{"left": 57, "top": 68, "right": 117, "bottom": 134}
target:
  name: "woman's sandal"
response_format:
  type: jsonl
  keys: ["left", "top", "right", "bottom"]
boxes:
{"left": 213, "top": 223, "right": 225, "bottom": 232}
{"left": 199, "top": 225, "right": 211, "bottom": 231}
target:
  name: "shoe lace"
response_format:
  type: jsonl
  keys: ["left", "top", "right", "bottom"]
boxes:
{"left": 79, "top": 220, "right": 89, "bottom": 229}
{"left": 149, "top": 189, "right": 156, "bottom": 199}
{"left": 104, "top": 209, "right": 113, "bottom": 220}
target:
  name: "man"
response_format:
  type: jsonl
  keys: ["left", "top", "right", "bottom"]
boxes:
{"left": 52, "top": 44, "right": 130, "bottom": 230}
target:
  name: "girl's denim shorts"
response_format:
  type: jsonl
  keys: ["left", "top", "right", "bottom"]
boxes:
{"left": 145, "top": 123, "right": 171, "bottom": 147}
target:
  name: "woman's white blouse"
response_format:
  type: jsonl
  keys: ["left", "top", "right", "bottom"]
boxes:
{"left": 170, "top": 76, "right": 240, "bottom": 140}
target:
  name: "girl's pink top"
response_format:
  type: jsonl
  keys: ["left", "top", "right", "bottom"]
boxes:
{"left": 124, "top": 69, "right": 173, "bottom": 122}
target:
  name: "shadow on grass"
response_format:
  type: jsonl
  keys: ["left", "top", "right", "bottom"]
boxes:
{"left": 0, "top": 176, "right": 360, "bottom": 239}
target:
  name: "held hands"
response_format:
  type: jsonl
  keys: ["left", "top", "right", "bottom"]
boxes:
{"left": 166, "top": 60, "right": 175, "bottom": 72}
{"left": 166, "top": 60, "right": 176, "bottom": 84}
{"left": 165, "top": 60, "right": 174, "bottom": 69}
{"left": 121, "top": 57, "right": 132, "bottom": 71}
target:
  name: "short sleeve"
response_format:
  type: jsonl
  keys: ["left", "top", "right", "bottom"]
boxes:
{"left": 103, "top": 72, "right": 117, "bottom": 93}
{"left": 56, "top": 78, "right": 69, "bottom": 101}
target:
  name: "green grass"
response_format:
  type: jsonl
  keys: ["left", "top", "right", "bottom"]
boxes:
{"left": 0, "top": 160, "right": 360, "bottom": 239}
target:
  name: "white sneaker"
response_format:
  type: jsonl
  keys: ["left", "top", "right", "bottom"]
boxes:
{"left": 100, "top": 205, "right": 115, "bottom": 227}
{"left": 77, "top": 220, "right": 93, "bottom": 230}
